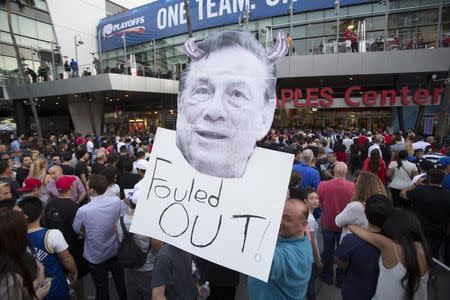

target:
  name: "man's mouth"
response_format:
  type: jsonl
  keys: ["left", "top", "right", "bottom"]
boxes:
{"left": 195, "top": 130, "right": 228, "bottom": 140}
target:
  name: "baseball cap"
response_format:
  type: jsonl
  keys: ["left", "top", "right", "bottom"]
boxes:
{"left": 135, "top": 159, "right": 148, "bottom": 171}
{"left": 17, "top": 178, "right": 42, "bottom": 192}
{"left": 437, "top": 156, "right": 450, "bottom": 167}
{"left": 418, "top": 159, "right": 435, "bottom": 172}
{"left": 55, "top": 176, "right": 76, "bottom": 191}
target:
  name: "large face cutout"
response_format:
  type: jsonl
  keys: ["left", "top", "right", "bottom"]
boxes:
{"left": 176, "top": 47, "right": 275, "bottom": 178}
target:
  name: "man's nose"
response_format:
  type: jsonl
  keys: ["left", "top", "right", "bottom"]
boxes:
{"left": 201, "top": 92, "right": 226, "bottom": 121}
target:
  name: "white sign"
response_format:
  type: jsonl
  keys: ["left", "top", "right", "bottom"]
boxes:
{"left": 131, "top": 128, "right": 293, "bottom": 282}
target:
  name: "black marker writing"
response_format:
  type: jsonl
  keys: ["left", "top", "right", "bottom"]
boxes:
{"left": 190, "top": 214, "right": 222, "bottom": 248}
{"left": 146, "top": 157, "right": 171, "bottom": 200}
{"left": 159, "top": 202, "right": 189, "bottom": 237}
{"left": 232, "top": 214, "right": 267, "bottom": 253}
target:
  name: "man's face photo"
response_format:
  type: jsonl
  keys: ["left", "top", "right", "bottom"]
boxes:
{"left": 177, "top": 48, "right": 272, "bottom": 178}
{"left": 176, "top": 30, "right": 287, "bottom": 178}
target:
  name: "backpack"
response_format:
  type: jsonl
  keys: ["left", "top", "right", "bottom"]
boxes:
{"left": 117, "top": 216, "right": 150, "bottom": 268}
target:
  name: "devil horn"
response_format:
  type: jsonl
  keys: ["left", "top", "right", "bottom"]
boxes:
{"left": 267, "top": 31, "right": 288, "bottom": 64}
{"left": 183, "top": 38, "right": 206, "bottom": 61}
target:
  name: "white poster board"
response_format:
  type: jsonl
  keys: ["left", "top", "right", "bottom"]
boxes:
{"left": 131, "top": 128, "right": 293, "bottom": 282}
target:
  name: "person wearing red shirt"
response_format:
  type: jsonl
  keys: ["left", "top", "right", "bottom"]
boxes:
{"left": 75, "top": 134, "right": 84, "bottom": 146}
{"left": 317, "top": 162, "right": 355, "bottom": 287}
{"left": 363, "top": 149, "right": 387, "bottom": 185}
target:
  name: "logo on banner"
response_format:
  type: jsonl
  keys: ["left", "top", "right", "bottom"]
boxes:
{"left": 102, "top": 16, "right": 145, "bottom": 38}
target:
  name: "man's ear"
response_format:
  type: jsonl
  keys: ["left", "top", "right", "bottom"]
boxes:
{"left": 256, "top": 97, "right": 276, "bottom": 140}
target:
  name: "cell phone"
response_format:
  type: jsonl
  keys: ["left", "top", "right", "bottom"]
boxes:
{"left": 40, "top": 277, "right": 54, "bottom": 288}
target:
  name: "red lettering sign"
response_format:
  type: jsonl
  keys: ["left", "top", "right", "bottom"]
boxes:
{"left": 344, "top": 86, "right": 361, "bottom": 107}
{"left": 413, "top": 89, "right": 429, "bottom": 105}
{"left": 276, "top": 86, "right": 442, "bottom": 109}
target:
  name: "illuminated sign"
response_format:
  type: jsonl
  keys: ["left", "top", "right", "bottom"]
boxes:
{"left": 277, "top": 86, "right": 443, "bottom": 109}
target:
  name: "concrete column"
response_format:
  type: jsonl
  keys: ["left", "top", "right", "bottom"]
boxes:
{"left": 67, "top": 95, "right": 103, "bottom": 136}
{"left": 15, "top": 99, "right": 30, "bottom": 136}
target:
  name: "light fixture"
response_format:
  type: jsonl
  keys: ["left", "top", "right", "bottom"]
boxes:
{"left": 116, "top": 98, "right": 119, "bottom": 101}
{"left": 74, "top": 95, "right": 78, "bottom": 98}
{"left": 56, "top": 102, "right": 59, "bottom": 105}
{"left": 349, "top": 77, "right": 353, "bottom": 80}
{"left": 125, "top": 94, "right": 128, "bottom": 97}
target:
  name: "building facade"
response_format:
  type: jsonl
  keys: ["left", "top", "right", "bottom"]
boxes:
{"left": 3, "top": 0, "right": 450, "bottom": 137}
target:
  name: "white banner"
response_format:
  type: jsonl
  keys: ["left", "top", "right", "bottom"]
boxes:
{"left": 131, "top": 128, "right": 293, "bottom": 282}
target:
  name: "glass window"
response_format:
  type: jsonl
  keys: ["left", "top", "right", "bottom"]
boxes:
{"left": 0, "top": 31, "right": 12, "bottom": 44}
{"left": 325, "top": 21, "right": 338, "bottom": 35}
{"left": 422, "top": 0, "right": 440, "bottom": 5}
{"left": 306, "top": 23, "right": 324, "bottom": 37}
{"left": 324, "top": 9, "right": 337, "bottom": 19}
{"left": 18, "top": 15, "right": 37, "bottom": 38}
{"left": 366, "top": 30, "right": 384, "bottom": 42}
{"left": 306, "top": 37, "right": 323, "bottom": 54}
{"left": 34, "top": 0, "right": 48, "bottom": 11}
{"left": 292, "top": 13, "right": 306, "bottom": 23}
{"left": 348, "top": 4, "right": 373, "bottom": 15}
{"left": 36, "top": 22, "right": 53, "bottom": 41}
{"left": 0, "top": 11, "right": 8, "bottom": 31}
{"left": 339, "top": 6, "right": 348, "bottom": 17}
{"left": 293, "top": 39, "right": 307, "bottom": 55}
{"left": 388, "top": 14, "right": 397, "bottom": 29}
{"left": 419, "top": 10, "right": 438, "bottom": 25}
{"left": 397, "top": 12, "right": 419, "bottom": 27}
{"left": 17, "top": 36, "right": 35, "bottom": 48}
{"left": 273, "top": 16, "right": 289, "bottom": 26}
{"left": 2, "top": 55, "right": 18, "bottom": 71}
{"left": 398, "top": 0, "right": 420, "bottom": 8}
{"left": 373, "top": 2, "right": 387, "bottom": 12}
{"left": 395, "top": 27, "right": 417, "bottom": 47}
{"left": 292, "top": 25, "right": 306, "bottom": 39}
{"left": 368, "top": 16, "right": 386, "bottom": 30}
{"left": 418, "top": 25, "right": 437, "bottom": 47}
{"left": 307, "top": 11, "right": 324, "bottom": 21}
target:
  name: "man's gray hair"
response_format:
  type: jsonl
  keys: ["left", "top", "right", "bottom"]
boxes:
{"left": 179, "top": 30, "right": 277, "bottom": 103}
{"left": 301, "top": 149, "right": 314, "bottom": 163}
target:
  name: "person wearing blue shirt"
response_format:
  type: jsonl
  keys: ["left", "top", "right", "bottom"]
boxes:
{"left": 335, "top": 194, "right": 393, "bottom": 300}
{"left": 248, "top": 198, "right": 313, "bottom": 300}
{"left": 292, "top": 149, "right": 321, "bottom": 190}
{"left": 438, "top": 156, "right": 450, "bottom": 191}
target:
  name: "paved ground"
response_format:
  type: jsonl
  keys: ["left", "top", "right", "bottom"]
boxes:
{"left": 82, "top": 222, "right": 342, "bottom": 299}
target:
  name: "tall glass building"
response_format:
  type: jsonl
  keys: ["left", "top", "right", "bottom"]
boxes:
{"left": 3, "top": 0, "right": 450, "bottom": 136}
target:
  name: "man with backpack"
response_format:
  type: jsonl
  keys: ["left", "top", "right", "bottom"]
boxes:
{"left": 116, "top": 191, "right": 155, "bottom": 299}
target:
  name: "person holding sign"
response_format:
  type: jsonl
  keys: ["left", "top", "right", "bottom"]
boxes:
{"left": 176, "top": 30, "right": 287, "bottom": 178}
{"left": 247, "top": 198, "right": 313, "bottom": 300}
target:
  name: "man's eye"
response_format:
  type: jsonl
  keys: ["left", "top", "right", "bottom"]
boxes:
{"left": 227, "top": 89, "right": 249, "bottom": 107}
{"left": 190, "top": 87, "right": 210, "bottom": 102}
{"left": 193, "top": 87, "right": 209, "bottom": 95}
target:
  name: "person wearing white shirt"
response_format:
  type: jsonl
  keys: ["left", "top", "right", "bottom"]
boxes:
{"left": 368, "top": 136, "right": 383, "bottom": 158}
{"left": 412, "top": 136, "right": 430, "bottom": 151}
{"left": 86, "top": 139, "right": 94, "bottom": 154}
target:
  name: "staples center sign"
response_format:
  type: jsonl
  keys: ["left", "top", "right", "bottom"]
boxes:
{"left": 277, "top": 86, "right": 443, "bottom": 109}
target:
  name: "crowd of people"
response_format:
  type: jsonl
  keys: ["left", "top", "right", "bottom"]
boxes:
{"left": 0, "top": 127, "right": 449, "bottom": 300}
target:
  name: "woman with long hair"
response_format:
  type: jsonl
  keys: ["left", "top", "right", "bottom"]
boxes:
{"left": 387, "top": 150, "right": 419, "bottom": 208}
{"left": 363, "top": 148, "right": 387, "bottom": 185}
{"left": 0, "top": 210, "right": 50, "bottom": 299}
{"left": 335, "top": 171, "right": 387, "bottom": 241}
{"left": 26, "top": 159, "right": 52, "bottom": 204}
{"left": 348, "top": 209, "right": 431, "bottom": 300}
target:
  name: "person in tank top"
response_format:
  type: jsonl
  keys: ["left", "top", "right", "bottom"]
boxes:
{"left": 348, "top": 209, "right": 431, "bottom": 300}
